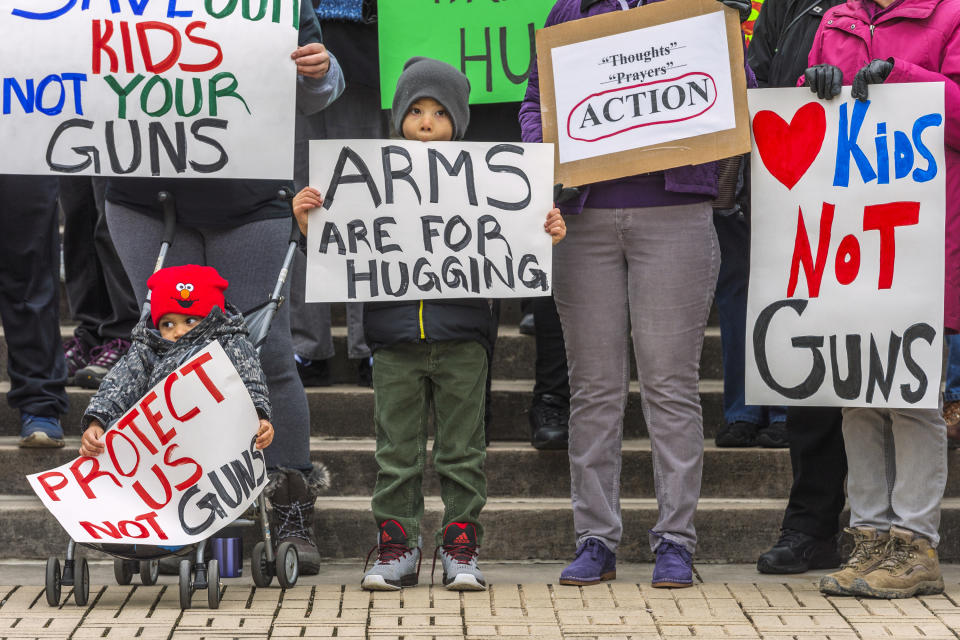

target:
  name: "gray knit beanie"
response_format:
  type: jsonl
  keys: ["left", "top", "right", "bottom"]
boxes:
{"left": 392, "top": 57, "right": 471, "bottom": 140}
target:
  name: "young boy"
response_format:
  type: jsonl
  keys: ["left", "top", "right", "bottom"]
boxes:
{"left": 78, "top": 264, "right": 274, "bottom": 458}
{"left": 293, "top": 56, "right": 566, "bottom": 591}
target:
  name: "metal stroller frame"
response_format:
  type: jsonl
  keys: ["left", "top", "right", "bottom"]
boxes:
{"left": 45, "top": 188, "right": 304, "bottom": 609}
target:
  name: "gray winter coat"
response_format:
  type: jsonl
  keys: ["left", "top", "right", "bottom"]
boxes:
{"left": 82, "top": 305, "right": 271, "bottom": 430}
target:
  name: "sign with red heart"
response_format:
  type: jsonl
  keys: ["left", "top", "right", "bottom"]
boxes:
{"left": 751, "top": 102, "right": 826, "bottom": 190}
{"left": 746, "top": 84, "right": 946, "bottom": 409}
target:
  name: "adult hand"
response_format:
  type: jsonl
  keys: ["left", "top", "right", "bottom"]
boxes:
{"left": 545, "top": 208, "right": 567, "bottom": 246}
{"left": 803, "top": 64, "right": 843, "bottom": 100}
{"left": 291, "top": 42, "right": 330, "bottom": 79}
{"left": 256, "top": 419, "right": 274, "bottom": 450}
{"left": 553, "top": 183, "right": 581, "bottom": 205}
{"left": 716, "top": 0, "right": 752, "bottom": 22}
{"left": 851, "top": 58, "right": 894, "bottom": 102}
{"left": 292, "top": 187, "right": 323, "bottom": 236}
{"left": 79, "top": 422, "right": 105, "bottom": 457}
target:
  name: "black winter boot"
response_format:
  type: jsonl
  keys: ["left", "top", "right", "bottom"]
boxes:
{"left": 269, "top": 464, "right": 330, "bottom": 575}
{"left": 530, "top": 394, "right": 569, "bottom": 450}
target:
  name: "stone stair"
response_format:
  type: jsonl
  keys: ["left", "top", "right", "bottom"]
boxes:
{"left": 4, "top": 299, "right": 960, "bottom": 565}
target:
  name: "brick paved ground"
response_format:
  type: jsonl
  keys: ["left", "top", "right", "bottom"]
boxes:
{"left": 5, "top": 564, "right": 960, "bottom": 639}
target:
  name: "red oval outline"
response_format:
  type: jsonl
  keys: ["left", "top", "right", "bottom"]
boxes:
{"left": 566, "top": 71, "right": 719, "bottom": 143}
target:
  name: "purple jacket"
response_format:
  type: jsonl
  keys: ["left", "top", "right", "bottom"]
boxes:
{"left": 520, "top": 0, "right": 755, "bottom": 214}
{"left": 808, "top": 0, "right": 960, "bottom": 330}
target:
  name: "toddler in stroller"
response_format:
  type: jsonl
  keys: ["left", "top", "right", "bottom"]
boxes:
{"left": 45, "top": 192, "right": 310, "bottom": 609}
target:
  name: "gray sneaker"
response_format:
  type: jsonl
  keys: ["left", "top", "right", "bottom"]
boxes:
{"left": 361, "top": 520, "right": 421, "bottom": 591}
{"left": 435, "top": 522, "right": 486, "bottom": 591}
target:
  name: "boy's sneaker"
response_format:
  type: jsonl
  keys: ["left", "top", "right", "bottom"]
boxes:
{"left": 362, "top": 520, "right": 421, "bottom": 591}
{"left": 819, "top": 526, "right": 889, "bottom": 596}
{"left": 62, "top": 336, "right": 91, "bottom": 385}
{"left": 757, "top": 528, "right": 841, "bottom": 574}
{"left": 651, "top": 535, "right": 694, "bottom": 588}
{"left": 851, "top": 526, "right": 944, "bottom": 598}
{"left": 75, "top": 338, "right": 131, "bottom": 389}
{"left": 559, "top": 537, "right": 616, "bottom": 586}
{"left": 19, "top": 413, "right": 65, "bottom": 448}
{"left": 435, "top": 522, "right": 486, "bottom": 590}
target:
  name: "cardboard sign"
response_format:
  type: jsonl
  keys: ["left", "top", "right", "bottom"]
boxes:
{"left": 305, "top": 139, "right": 554, "bottom": 303}
{"left": 746, "top": 84, "right": 945, "bottom": 408}
{"left": 377, "top": 0, "right": 555, "bottom": 108}
{"left": 27, "top": 342, "right": 266, "bottom": 545}
{"left": 536, "top": 0, "right": 750, "bottom": 187}
{"left": 0, "top": 0, "right": 300, "bottom": 179}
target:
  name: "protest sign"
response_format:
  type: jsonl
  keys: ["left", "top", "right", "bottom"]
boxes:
{"left": 27, "top": 342, "right": 266, "bottom": 545}
{"left": 536, "top": 0, "right": 750, "bottom": 187}
{"left": 746, "top": 84, "right": 945, "bottom": 408}
{"left": 304, "top": 139, "right": 554, "bottom": 303}
{"left": 378, "top": 0, "right": 554, "bottom": 108}
{"left": 0, "top": 0, "right": 300, "bottom": 179}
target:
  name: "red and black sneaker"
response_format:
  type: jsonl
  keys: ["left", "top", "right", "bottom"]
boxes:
{"left": 434, "top": 522, "right": 486, "bottom": 591}
{"left": 361, "top": 520, "right": 421, "bottom": 591}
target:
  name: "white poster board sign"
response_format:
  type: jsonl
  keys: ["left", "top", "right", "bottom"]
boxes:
{"left": 0, "top": 0, "right": 300, "bottom": 179}
{"left": 746, "top": 84, "right": 945, "bottom": 408}
{"left": 551, "top": 11, "right": 737, "bottom": 164}
{"left": 305, "top": 139, "right": 555, "bottom": 303}
{"left": 27, "top": 342, "right": 265, "bottom": 545}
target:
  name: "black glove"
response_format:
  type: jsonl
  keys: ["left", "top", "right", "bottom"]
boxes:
{"left": 716, "top": 0, "right": 752, "bottom": 22}
{"left": 553, "top": 183, "right": 581, "bottom": 205}
{"left": 851, "top": 58, "right": 894, "bottom": 102}
{"left": 803, "top": 64, "right": 843, "bottom": 100}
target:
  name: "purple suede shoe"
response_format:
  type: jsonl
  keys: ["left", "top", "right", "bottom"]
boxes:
{"left": 651, "top": 536, "right": 694, "bottom": 588}
{"left": 559, "top": 538, "right": 616, "bottom": 586}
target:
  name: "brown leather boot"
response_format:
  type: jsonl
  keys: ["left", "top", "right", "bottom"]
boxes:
{"left": 819, "top": 526, "right": 889, "bottom": 596}
{"left": 851, "top": 526, "right": 944, "bottom": 598}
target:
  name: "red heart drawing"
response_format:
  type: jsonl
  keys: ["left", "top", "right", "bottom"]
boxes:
{"left": 752, "top": 102, "right": 827, "bottom": 190}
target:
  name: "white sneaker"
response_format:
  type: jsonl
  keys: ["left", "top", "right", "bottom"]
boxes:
{"left": 436, "top": 522, "right": 486, "bottom": 591}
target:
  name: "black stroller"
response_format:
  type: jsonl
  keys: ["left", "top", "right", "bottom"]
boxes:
{"left": 45, "top": 189, "right": 303, "bottom": 609}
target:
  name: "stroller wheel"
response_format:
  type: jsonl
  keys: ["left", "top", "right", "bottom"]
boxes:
{"left": 140, "top": 560, "right": 159, "bottom": 586}
{"left": 207, "top": 559, "right": 221, "bottom": 609}
{"left": 113, "top": 559, "right": 133, "bottom": 585}
{"left": 251, "top": 541, "right": 273, "bottom": 588}
{"left": 178, "top": 559, "right": 192, "bottom": 609}
{"left": 73, "top": 557, "right": 90, "bottom": 607}
{"left": 45, "top": 557, "right": 61, "bottom": 607}
{"left": 276, "top": 542, "right": 299, "bottom": 589}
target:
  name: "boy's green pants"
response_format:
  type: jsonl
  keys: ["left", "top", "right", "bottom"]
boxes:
{"left": 370, "top": 340, "right": 488, "bottom": 547}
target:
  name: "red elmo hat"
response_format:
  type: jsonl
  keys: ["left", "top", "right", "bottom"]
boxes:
{"left": 147, "top": 265, "right": 228, "bottom": 328}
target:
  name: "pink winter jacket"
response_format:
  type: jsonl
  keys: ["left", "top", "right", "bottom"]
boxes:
{"left": 807, "top": 0, "right": 960, "bottom": 330}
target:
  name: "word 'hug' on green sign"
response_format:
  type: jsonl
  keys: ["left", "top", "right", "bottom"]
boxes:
{"left": 378, "top": 0, "right": 556, "bottom": 107}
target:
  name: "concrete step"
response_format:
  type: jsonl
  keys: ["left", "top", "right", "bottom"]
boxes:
{"left": 1, "top": 437, "right": 801, "bottom": 500}
{"left": 0, "top": 325, "right": 725, "bottom": 384}
{"left": 6, "top": 495, "right": 960, "bottom": 563}
{"left": 0, "top": 380, "right": 727, "bottom": 440}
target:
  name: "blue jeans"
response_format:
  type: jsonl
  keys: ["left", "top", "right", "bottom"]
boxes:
{"left": 945, "top": 334, "right": 960, "bottom": 402}
{"left": 713, "top": 212, "right": 786, "bottom": 426}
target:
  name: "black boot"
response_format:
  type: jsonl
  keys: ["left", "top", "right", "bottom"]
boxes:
{"left": 270, "top": 465, "right": 330, "bottom": 575}
{"left": 757, "top": 529, "right": 842, "bottom": 574}
{"left": 530, "top": 394, "right": 569, "bottom": 450}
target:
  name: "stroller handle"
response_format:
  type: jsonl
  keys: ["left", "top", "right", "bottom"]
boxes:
{"left": 278, "top": 187, "right": 301, "bottom": 244}
{"left": 157, "top": 191, "right": 177, "bottom": 246}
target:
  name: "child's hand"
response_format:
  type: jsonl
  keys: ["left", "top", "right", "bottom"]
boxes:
{"left": 79, "top": 422, "right": 105, "bottom": 457}
{"left": 256, "top": 419, "right": 274, "bottom": 450}
{"left": 293, "top": 187, "right": 324, "bottom": 236}
{"left": 545, "top": 207, "right": 566, "bottom": 245}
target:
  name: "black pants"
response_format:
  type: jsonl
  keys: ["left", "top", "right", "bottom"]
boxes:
{"left": 782, "top": 406, "right": 848, "bottom": 539}
{"left": 0, "top": 176, "right": 68, "bottom": 417}
{"left": 60, "top": 177, "right": 138, "bottom": 347}
{"left": 532, "top": 295, "right": 569, "bottom": 402}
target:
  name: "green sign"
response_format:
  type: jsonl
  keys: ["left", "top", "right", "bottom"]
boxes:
{"left": 378, "top": 0, "right": 556, "bottom": 108}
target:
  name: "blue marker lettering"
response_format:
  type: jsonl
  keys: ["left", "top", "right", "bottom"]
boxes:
{"left": 912, "top": 113, "right": 942, "bottom": 183}
{"left": 833, "top": 100, "right": 878, "bottom": 187}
